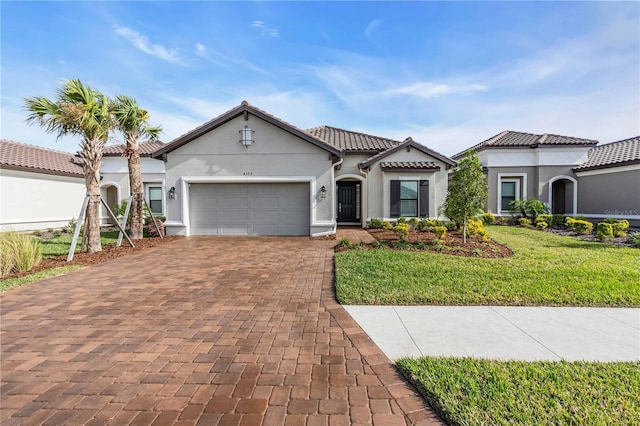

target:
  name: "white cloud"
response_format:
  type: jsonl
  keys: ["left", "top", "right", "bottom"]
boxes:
{"left": 364, "top": 19, "right": 381, "bottom": 43}
{"left": 386, "top": 82, "right": 488, "bottom": 98}
{"left": 251, "top": 21, "right": 278, "bottom": 37}
{"left": 193, "top": 42, "right": 265, "bottom": 73}
{"left": 115, "top": 26, "right": 186, "bottom": 65}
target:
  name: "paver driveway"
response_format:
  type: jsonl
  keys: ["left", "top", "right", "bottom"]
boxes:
{"left": 1, "top": 237, "right": 441, "bottom": 425}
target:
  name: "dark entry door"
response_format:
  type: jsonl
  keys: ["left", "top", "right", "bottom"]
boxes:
{"left": 552, "top": 181, "right": 566, "bottom": 214}
{"left": 337, "top": 182, "right": 359, "bottom": 223}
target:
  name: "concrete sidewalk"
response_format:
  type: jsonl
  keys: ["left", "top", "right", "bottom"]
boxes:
{"left": 344, "top": 306, "right": 640, "bottom": 362}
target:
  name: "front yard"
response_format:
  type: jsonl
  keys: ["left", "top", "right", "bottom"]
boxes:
{"left": 335, "top": 225, "right": 640, "bottom": 306}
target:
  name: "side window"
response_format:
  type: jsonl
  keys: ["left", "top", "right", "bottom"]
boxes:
{"left": 391, "top": 180, "right": 428, "bottom": 217}
{"left": 147, "top": 186, "right": 163, "bottom": 215}
{"left": 500, "top": 179, "right": 520, "bottom": 211}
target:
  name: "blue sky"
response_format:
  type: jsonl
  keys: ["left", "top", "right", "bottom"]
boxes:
{"left": 2, "top": 1, "right": 639, "bottom": 156}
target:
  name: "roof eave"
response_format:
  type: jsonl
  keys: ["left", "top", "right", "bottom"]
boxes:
{"left": 573, "top": 159, "right": 640, "bottom": 173}
{"left": 0, "top": 164, "right": 84, "bottom": 178}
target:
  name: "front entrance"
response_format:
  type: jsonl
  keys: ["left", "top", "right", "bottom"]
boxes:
{"left": 337, "top": 181, "right": 361, "bottom": 223}
{"left": 550, "top": 178, "right": 575, "bottom": 215}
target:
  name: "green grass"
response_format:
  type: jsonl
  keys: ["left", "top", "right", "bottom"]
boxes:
{"left": 335, "top": 226, "right": 640, "bottom": 306}
{"left": 397, "top": 357, "right": 640, "bottom": 425}
{"left": 0, "top": 266, "right": 82, "bottom": 292}
{"left": 40, "top": 230, "right": 120, "bottom": 258}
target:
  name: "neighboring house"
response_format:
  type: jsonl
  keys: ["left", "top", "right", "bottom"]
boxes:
{"left": 0, "top": 139, "right": 85, "bottom": 231}
{"left": 573, "top": 136, "right": 640, "bottom": 226}
{"left": 100, "top": 141, "right": 166, "bottom": 225}
{"left": 153, "top": 101, "right": 456, "bottom": 237}
{"left": 453, "top": 131, "right": 599, "bottom": 216}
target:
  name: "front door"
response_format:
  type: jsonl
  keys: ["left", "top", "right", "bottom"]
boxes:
{"left": 337, "top": 182, "right": 359, "bottom": 223}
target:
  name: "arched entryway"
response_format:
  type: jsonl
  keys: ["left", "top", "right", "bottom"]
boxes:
{"left": 549, "top": 176, "right": 577, "bottom": 215}
{"left": 336, "top": 176, "right": 365, "bottom": 225}
{"left": 100, "top": 183, "right": 120, "bottom": 226}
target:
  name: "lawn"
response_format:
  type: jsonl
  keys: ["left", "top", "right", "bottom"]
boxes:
{"left": 335, "top": 226, "right": 640, "bottom": 306}
{"left": 40, "top": 230, "right": 120, "bottom": 258}
{"left": 397, "top": 357, "right": 640, "bottom": 425}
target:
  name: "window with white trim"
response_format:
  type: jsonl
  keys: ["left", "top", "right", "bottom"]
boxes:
{"left": 146, "top": 185, "right": 163, "bottom": 215}
{"left": 500, "top": 178, "right": 521, "bottom": 211}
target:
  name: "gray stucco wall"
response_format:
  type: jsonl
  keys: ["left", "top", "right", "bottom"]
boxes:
{"left": 163, "top": 114, "right": 335, "bottom": 236}
{"left": 577, "top": 169, "right": 640, "bottom": 222}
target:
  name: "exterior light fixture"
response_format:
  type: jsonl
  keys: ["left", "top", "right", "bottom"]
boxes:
{"left": 168, "top": 186, "right": 176, "bottom": 199}
{"left": 239, "top": 126, "right": 254, "bottom": 147}
{"left": 320, "top": 185, "right": 327, "bottom": 199}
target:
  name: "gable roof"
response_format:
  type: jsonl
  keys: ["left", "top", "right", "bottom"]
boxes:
{"left": 379, "top": 161, "right": 441, "bottom": 171}
{"left": 305, "top": 125, "right": 399, "bottom": 153}
{"left": 360, "top": 137, "right": 456, "bottom": 169}
{"left": 453, "top": 130, "right": 599, "bottom": 159}
{"left": 103, "top": 140, "right": 166, "bottom": 157}
{"left": 0, "top": 139, "right": 84, "bottom": 178}
{"left": 153, "top": 101, "right": 341, "bottom": 158}
{"left": 573, "top": 136, "right": 640, "bottom": 172}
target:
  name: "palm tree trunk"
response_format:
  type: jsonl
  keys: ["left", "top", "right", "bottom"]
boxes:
{"left": 81, "top": 138, "right": 104, "bottom": 253}
{"left": 127, "top": 134, "right": 144, "bottom": 239}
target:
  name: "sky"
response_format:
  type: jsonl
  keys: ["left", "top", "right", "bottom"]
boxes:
{"left": 1, "top": 1, "right": 639, "bottom": 156}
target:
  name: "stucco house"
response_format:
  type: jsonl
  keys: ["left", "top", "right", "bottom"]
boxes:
{"left": 453, "top": 131, "right": 599, "bottom": 216}
{"left": 154, "top": 101, "right": 456, "bottom": 237}
{"left": 573, "top": 136, "right": 640, "bottom": 225}
{"left": 0, "top": 139, "right": 86, "bottom": 231}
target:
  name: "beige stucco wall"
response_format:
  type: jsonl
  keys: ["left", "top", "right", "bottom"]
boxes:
{"left": 576, "top": 167, "right": 640, "bottom": 225}
{"left": 0, "top": 168, "right": 86, "bottom": 231}
{"left": 164, "top": 114, "right": 335, "bottom": 236}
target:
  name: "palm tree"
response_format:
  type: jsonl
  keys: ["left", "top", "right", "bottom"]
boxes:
{"left": 111, "top": 95, "right": 162, "bottom": 240}
{"left": 25, "top": 79, "right": 112, "bottom": 253}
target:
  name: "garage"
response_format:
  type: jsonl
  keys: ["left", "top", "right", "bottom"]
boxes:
{"left": 189, "top": 182, "right": 310, "bottom": 236}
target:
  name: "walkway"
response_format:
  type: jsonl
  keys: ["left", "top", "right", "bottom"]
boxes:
{"left": 1, "top": 237, "right": 442, "bottom": 425}
{"left": 345, "top": 306, "right": 640, "bottom": 362}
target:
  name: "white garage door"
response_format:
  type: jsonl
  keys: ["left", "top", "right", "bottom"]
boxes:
{"left": 189, "top": 183, "right": 310, "bottom": 236}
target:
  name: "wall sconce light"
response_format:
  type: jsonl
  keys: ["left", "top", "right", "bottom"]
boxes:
{"left": 239, "top": 126, "right": 254, "bottom": 147}
{"left": 168, "top": 186, "right": 176, "bottom": 199}
{"left": 319, "top": 185, "right": 327, "bottom": 199}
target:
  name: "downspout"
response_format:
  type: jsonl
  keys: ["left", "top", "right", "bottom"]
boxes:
{"left": 358, "top": 165, "right": 369, "bottom": 226}
{"left": 331, "top": 157, "right": 344, "bottom": 234}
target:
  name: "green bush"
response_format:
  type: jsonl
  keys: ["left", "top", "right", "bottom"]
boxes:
{"left": 366, "top": 218, "right": 392, "bottom": 229}
{"left": 603, "top": 219, "right": 629, "bottom": 237}
{"left": 396, "top": 216, "right": 407, "bottom": 224}
{"left": 481, "top": 212, "right": 495, "bottom": 225}
{"left": 509, "top": 198, "right": 549, "bottom": 220}
{"left": 496, "top": 216, "right": 510, "bottom": 225}
{"left": 32, "top": 230, "right": 43, "bottom": 237}
{"left": 336, "top": 238, "right": 353, "bottom": 249}
{"left": 434, "top": 226, "right": 447, "bottom": 240}
{"left": 536, "top": 221, "right": 548, "bottom": 230}
{"left": 627, "top": 232, "right": 640, "bottom": 248}
{"left": 518, "top": 218, "right": 532, "bottom": 227}
{"left": 551, "top": 214, "right": 565, "bottom": 226}
{"left": 573, "top": 215, "right": 587, "bottom": 221}
{"left": 466, "top": 219, "right": 489, "bottom": 241}
{"left": 566, "top": 218, "right": 593, "bottom": 235}
{"left": 444, "top": 221, "right": 458, "bottom": 231}
{"left": 408, "top": 217, "right": 420, "bottom": 229}
{"left": 393, "top": 223, "right": 410, "bottom": 240}
{"left": 597, "top": 222, "right": 614, "bottom": 241}
{"left": 536, "top": 214, "right": 553, "bottom": 225}
{"left": 0, "top": 232, "right": 42, "bottom": 278}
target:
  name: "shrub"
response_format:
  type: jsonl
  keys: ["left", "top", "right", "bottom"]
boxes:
{"left": 536, "top": 214, "right": 553, "bottom": 225}
{"left": 32, "top": 230, "right": 43, "bottom": 237}
{"left": 434, "top": 226, "right": 447, "bottom": 240}
{"left": 0, "top": 232, "right": 42, "bottom": 278}
{"left": 496, "top": 216, "right": 510, "bottom": 225}
{"left": 596, "top": 222, "right": 614, "bottom": 241}
{"left": 367, "top": 218, "right": 392, "bottom": 229}
{"left": 509, "top": 198, "right": 549, "bottom": 220}
{"left": 573, "top": 215, "right": 587, "bottom": 221}
{"left": 481, "top": 212, "right": 495, "bottom": 225}
{"left": 396, "top": 216, "right": 407, "bottom": 225}
{"left": 66, "top": 217, "right": 77, "bottom": 234}
{"left": 466, "top": 219, "right": 489, "bottom": 241}
{"left": 551, "top": 214, "right": 565, "bottom": 226}
{"left": 408, "top": 217, "right": 420, "bottom": 229}
{"left": 603, "top": 218, "right": 629, "bottom": 237}
{"left": 627, "top": 232, "right": 640, "bottom": 248}
{"left": 336, "top": 238, "right": 353, "bottom": 249}
{"left": 371, "top": 240, "right": 386, "bottom": 249}
{"left": 566, "top": 218, "right": 593, "bottom": 235}
{"left": 518, "top": 218, "right": 532, "bottom": 227}
{"left": 393, "top": 223, "right": 410, "bottom": 240}
{"left": 444, "top": 221, "right": 458, "bottom": 231}
{"left": 536, "top": 221, "right": 548, "bottom": 230}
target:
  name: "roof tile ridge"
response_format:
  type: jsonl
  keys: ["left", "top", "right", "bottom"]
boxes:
{"left": 313, "top": 125, "right": 403, "bottom": 145}
{"left": 0, "top": 138, "right": 76, "bottom": 156}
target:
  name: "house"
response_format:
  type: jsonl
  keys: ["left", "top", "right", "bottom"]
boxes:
{"left": 152, "top": 101, "right": 456, "bottom": 237}
{"left": 573, "top": 136, "right": 640, "bottom": 226}
{"left": 453, "top": 131, "right": 599, "bottom": 216}
{"left": 0, "top": 139, "right": 86, "bottom": 231}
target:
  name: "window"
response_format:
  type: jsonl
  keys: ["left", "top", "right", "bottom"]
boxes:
{"left": 147, "top": 186, "right": 163, "bottom": 215}
{"left": 390, "top": 180, "right": 429, "bottom": 217}
{"left": 500, "top": 178, "right": 521, "bottom": 211}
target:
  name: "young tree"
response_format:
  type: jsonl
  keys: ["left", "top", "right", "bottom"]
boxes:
{"left": 25, "top": 79, "right": 112, "bottom": 253}
{"left": 443, "top": 151, "right": 488, "bottom": 244}
{"left": 111, "top": 96, "right": 162, "bottom": 240}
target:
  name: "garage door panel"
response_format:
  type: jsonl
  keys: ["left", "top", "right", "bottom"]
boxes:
{"left": 189, "top": 183, "right": 310, "bottom": 236}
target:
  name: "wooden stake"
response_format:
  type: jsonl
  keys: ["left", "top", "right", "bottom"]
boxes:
{"left": 143, "top": 198, "right": 163, "bottom": 238}
{"left": 116, "top": 195, "right": 134, "bottom": 247}
{"left": 67, "top": 196, "right": 89, "bottom": 262}
{"left": 100, "top": 198, "right": 134, "bottom": 248}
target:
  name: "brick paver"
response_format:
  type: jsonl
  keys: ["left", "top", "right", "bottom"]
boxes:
{"left": 1, "top": 237, "right": 442, "bottom": 425}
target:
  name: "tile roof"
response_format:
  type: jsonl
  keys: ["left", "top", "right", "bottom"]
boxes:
{"left": 103, "top": 140, "right": 166, "bottom": 156}
{"left": 305, "top": 126, "right": 399, "bottom": 152}
{"left": 0, "top": 139, "right": 83, "bottom": 177}
{"left": 573, "top": 136, "right": 640, "bottom": 172}
{"left": 360, "top": 137, "right": 456, "bottom": 169}
{"left": 155, "top": 101, "right": 341, "bottom": 157}
{"left": 453, "top": 130, "right": 599, "bottom": 159}
{"left": 379, "top": 161, "right": 441, "bottom": 171}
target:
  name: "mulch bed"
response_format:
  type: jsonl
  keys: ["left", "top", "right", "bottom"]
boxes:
{"left": 339, "top": 229, "right": 513, "bottom": 258}
{"left": 3, "top": 236, "right": 183, "bottom": 280}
